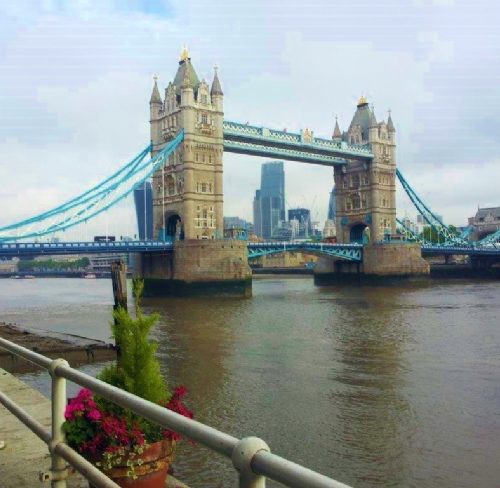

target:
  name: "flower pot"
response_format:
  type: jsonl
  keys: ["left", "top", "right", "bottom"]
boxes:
{"left": 90, "top": 440, "right": 175, "bottom": 488}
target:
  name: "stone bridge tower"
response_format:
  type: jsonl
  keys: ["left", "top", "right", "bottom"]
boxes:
{"left": 149, "top": 48, "right": 224, "bottom": 241}
{"left": 333, "top": 97, "right": 397, "bottom": 244}
{"left": 142, "top": 49, "right": 251, "bottom": 297}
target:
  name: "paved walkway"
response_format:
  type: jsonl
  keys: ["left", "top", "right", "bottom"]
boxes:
{"left": 0, "top": 368, "right": 188, "bottom": 487}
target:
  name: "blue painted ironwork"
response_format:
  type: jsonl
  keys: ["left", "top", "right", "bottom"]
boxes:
{"left": 0, "top": 145, "right": 152, "bottom": 233}
{"left": 478, "top": 228, "right": 500, "bottom": 246}
{"left": 223, "top": 120, "right": 373, "bottom": 165}
{"left": 459, "top": 226, "right": 473, "bottom": 240}
{"left": 0, "top": 240, "right": 174, "bottom": 257}
{"left": 421, "top": 244, "right": 500, "bottom": 257}
{"left": 247, "top": 242, "right": 363, "bottom": 262}
{"left": 396, "top": 169, "right": 468, "bottom": 245}
{"left": 223, "top": 140, "right": 350, "bottom": 166}
{"left": 396, "top": 218, "right": 429, "bottom": 245}
{"left": 2, "top": 239, "right": 499, "bottom": 261}
{"left": 0, "top": 132, "right": 184, "bottom": 243}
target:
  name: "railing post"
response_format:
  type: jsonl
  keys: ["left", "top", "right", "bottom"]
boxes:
{"left": 232, "top": 437, "right": 270, "bottom": 488}
{"left": 49, "top": 358, "right": 69, "bottom": 488}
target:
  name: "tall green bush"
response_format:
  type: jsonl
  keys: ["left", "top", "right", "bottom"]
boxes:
{"left": 98, "top": 278, "right": 169, "bottom": 406}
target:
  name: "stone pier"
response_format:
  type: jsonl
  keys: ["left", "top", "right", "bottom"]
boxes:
{"left": 314, "top": 242, "right": 430, "bottom": 283}
{"left": 137, "top": 239, "right": 252, "bottom": 297}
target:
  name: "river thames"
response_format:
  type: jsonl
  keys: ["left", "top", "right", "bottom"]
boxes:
{"left": 0, "top": 277, "right": 499, "bottom": 488}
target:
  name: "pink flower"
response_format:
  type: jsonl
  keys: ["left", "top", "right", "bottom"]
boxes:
{"left": 64, "top": 401, "right": 85, "bottom": 420}
{"left": 86, "top": 408, "right": 102, "bottom": 421}
{"left": 76, "top": 388, "right": 93, "bottom": 400}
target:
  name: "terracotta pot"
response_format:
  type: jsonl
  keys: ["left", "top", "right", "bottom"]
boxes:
{"left": 90, "top": 440, "right": 175, "bottom": 488}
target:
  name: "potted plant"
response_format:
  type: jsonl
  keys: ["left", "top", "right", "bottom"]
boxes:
{"left": 63, "top": 279, "right": 193, "bottom": 487}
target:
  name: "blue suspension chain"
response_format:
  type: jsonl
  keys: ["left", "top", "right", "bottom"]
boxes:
{"left": 0, "top": 133, "right": 183, "bottom": 242}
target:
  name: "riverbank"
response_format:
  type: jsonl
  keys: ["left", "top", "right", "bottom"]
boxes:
{"left": 0, "top": 322, "right": 116, "bottom": 374}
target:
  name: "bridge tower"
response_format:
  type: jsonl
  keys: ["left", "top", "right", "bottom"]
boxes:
{"left": 149, "top": 48, "right": 224, "bottom": 240}
{"left": 333, "top": 97, "right": 396, "bottom": 244}
{"left": 141, "top": 49, "right": 251, "bottom": 296}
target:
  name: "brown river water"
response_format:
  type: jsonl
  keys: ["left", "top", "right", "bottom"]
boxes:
{"left": 0, "top": 276, "right": 499, "bottom": 487}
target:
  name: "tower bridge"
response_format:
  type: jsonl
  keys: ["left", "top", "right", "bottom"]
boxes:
{"left": 0, "top": 49, "right": 498, "bottom": 295}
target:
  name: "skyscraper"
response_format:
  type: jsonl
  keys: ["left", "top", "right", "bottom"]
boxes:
{"left": 288, "top": 208, "right": 312, "bottom": 238}
{"left": 133, "top": 181, "right": 153, "bottom": 240}
{"left": 253, "top": 161, "right": 285, "bottom": 239}
{"left": 327, "top": 188, "right": 336, "bottom": 221}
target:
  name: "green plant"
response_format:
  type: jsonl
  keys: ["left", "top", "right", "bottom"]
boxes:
{"left": 63, "top": 279, "right": 193, "bottom": 479}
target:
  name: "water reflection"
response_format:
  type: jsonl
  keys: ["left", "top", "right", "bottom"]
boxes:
{"left": 327, "top": 288, "right": 414, "bottom": 487}
{"left": 5, "top": 278, "right": 500, "bottom": 488}
{"left": 143, "top": 296, "right": 246, "bottom": 486}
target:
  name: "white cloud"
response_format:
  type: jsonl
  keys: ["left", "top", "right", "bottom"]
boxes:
{"left": 0, "top": 0, "right": 498, "bottom": 240}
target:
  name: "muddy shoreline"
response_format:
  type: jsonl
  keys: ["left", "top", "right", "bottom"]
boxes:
{"left": 0, "top": 322, "right": 116, "bottom": 373}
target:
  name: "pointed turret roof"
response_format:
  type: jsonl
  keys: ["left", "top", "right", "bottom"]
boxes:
{"left": 172, "top": 50, "right": 200, "bottom": 95}
{"left": 332, "top": 117, "right": 342, "bottom": 139}
{"left": 211, "top": 66, "right": 223, "bottom": 96}
{"left": 348, "top": 96, "right": 377, "bottom": 140}
{"left": 150, "top": 76, "right": 162, "bottom": 104}
{"left": 387, "top": 110, "right": 395, "bottom": 132}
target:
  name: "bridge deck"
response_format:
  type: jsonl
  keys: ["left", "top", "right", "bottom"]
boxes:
{"left": 0, "top": 241, "right": 174, "bottom": 256}
{"left": 0, "top": 240, "right": 498, "bottom": 259}
{"left": 223, "top": 120, "right": 373, "bottom": 165}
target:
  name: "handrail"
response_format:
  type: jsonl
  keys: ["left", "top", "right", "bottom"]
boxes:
{"left": 0, "top": 389, "right": 118, "bottom": 488}
{"left": 0, "top": 336, "right": 354, "bottom": 488}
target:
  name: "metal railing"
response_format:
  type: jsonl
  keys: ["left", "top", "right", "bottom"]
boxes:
{"left": 0, "top": 336, "right": 353, "bottom": 488}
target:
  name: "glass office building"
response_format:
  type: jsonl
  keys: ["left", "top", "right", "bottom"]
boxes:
{"left": 253, "top": 161, "right": 285, "bottom": 239}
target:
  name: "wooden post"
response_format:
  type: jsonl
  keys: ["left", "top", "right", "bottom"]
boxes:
{"left": 111, "top": 260, "right": 127, "bottom": 360}
{"left": 111, "top": 260, "right": 128, "bottom": 311}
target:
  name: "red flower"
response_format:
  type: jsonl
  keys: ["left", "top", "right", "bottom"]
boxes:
{"left": 163, "top": 386, "right": 193, "bottom": 442}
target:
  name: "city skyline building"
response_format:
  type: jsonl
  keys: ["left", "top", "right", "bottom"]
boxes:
{"left": 253, "top": 161, "right": 285, "bottom": 239}
{"left": 133, "top": 181, "right": 153, "bottom": 240}
{"left": 328, "top": 188, "right": 336, "bottom": 221}
{"left": 223, "top": 216, "right": 252, "bottom": 231}
{"left": 288, "top": 208, "right": 312, "bottom": 238}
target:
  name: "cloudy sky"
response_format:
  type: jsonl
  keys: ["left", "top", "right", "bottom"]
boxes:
{"left": 0, "top": 0, "right": 498, "bottom": 239}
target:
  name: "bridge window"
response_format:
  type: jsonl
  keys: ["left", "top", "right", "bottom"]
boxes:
{"left": 343, "top": 178, "right": 348, "bottom": 189}
{"left": 364, "top": 173, "right": 369, "bottom": 185}
{"left": 195, "top": 153, "right": 199, "bottom": 162}
{"left": 202, "top": 154, "right": 206, "bottom": 163}
{"left": 351, "top": 174, "right": 360, "bottom": 189}
{"left": 351, "top": 194, "right": 360, "bottom": 209}
{"left": 166, "top": 176, "right": 175, "bottom": 195}
{"left": 209, "top": 155, "right": 213, "bottom": 164}
{"left": 201, "top": 113, "right": 208, "bottom": 125}
{"left": 201, "top": 94, "right": 208, "bottom": 104}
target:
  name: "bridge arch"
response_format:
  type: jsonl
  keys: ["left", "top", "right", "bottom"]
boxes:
{"left": 164, "top": 212, "right": 183, "bottom": 241}
{"left": 349, "top": 222, "right": 370, "bottom": 244}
